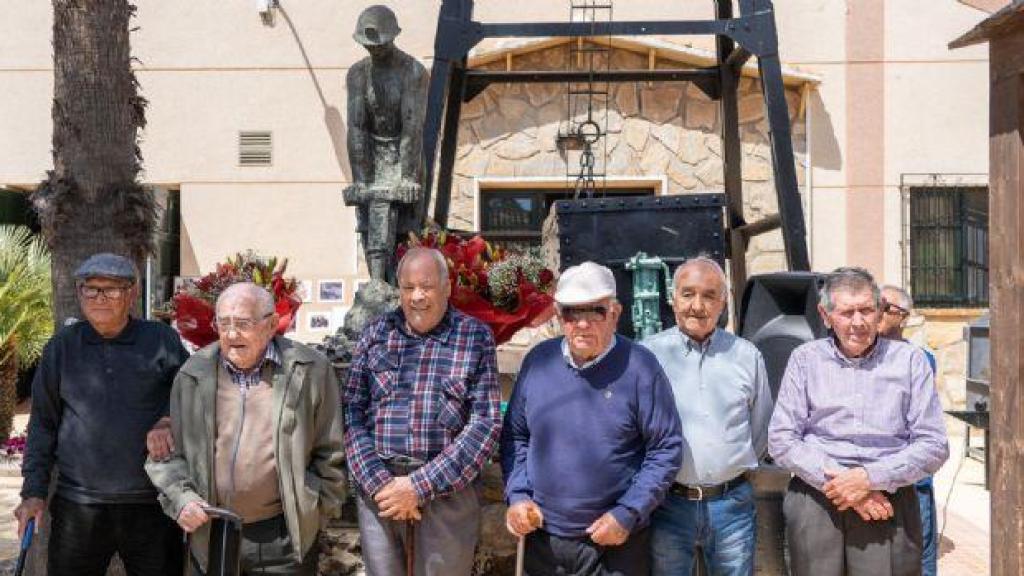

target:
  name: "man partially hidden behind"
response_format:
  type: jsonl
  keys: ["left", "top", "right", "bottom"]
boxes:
{"left": 15, "top": 253, "right": 187, "bottom": 575}
{"left": 345, "top": 247, "right": 502, "bottom": 576}
{"left": 146, "top": 282, "right": 346, "bottom": 574}
{"left": 501, "top": 261, "right": 683, "bottom": 576}
{"left": 769, "top": 267, "right": 949, "bottom": 576}
{"left": 642, "top": 257, "right": 772, "bottom": 576}
{"left": 878, "top": 284, "right": 939, "bottom": 576}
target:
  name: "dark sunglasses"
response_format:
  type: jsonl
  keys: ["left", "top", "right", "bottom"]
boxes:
{"left": 882, "top": 302, "right": 909, "bottom": 317}
{"left": 559, "top": 305, "right": 609, "bottom": 324}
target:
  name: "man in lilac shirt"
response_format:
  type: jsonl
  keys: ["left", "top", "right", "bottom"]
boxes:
{"left": 768, "top": 267, "right": 948, "bottom": 576}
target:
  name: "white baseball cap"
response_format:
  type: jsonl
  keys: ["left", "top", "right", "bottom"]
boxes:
{"left": 555, "top": 261, "right": 617, "bottom": 305}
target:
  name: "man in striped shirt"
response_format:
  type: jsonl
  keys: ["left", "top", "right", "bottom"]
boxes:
{"left": 345, "top": 247, "right": 502, "bottom": 576}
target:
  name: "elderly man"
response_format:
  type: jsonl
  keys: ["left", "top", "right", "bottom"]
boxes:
{"left": 146, "top": 282, "right": 345, "bottom": 575}
{"left": 501, "top": 261, "right": 682, "bottom": 576}
{"left": 879, "top": 284, "right": 938, "bottom": 576}
{"left": 15, "top": 253, "right": 187, "bottom": 576}
{"left": 344, "top": 247, "right": 502, "bottom": 576}
{"left": 642, "top": 257, "right": 771, "bottom": 576}
{"left": 768, "top": 267, "right": 949, "bottom": 576}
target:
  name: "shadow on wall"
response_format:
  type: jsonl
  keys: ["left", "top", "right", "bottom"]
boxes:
{"left": 808, "top": 88, "right": 842, "bottom": 171}
{"left": 278, "top": 3, "right": 351, "bottom": 182}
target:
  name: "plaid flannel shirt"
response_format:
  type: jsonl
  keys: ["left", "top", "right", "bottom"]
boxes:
{"left": 344, "top": 307, "right": 501, "bottom": 502}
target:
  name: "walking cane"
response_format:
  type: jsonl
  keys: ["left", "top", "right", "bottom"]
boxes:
{"left": 13, "top": 517, "right": 34, "bottom": 576}
{"left": 405, "top": 518, "right": 416, "bottom": 576}
{"left": 514, "top": 535, "right": 525, "bottom": 576}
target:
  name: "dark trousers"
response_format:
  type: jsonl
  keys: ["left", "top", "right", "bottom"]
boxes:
{"left": 784, "top": 478, "right": 923, "bottom": 576}
{"left": 524, "top": 527, "right": 651, "bottom": 576}
{"left": 48, "top": 495, "right": 184, "bottom": 576}
{"left": 189, "top": 514, "right": 318, "bottom": 576}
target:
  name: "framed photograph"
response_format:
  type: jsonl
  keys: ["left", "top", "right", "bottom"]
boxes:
{"left": 318, "top": 279, "right": 346, "bottom": 303}
{"left": 306, "top": 311, "right": 332, "bottom": 331}
{"left": 296, "top": 280, "right": 314, "bottom": 303}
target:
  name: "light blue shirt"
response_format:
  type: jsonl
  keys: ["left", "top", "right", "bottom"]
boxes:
{"left": 642, "top": 327, "right": 772, "bottom": 486}
{"left": 561, "top": 336, "right": 617, "bottom": 370}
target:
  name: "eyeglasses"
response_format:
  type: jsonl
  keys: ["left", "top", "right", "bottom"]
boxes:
{"left": 882, "top": 302, "right": 909, "bottom": 317}
{"left": 79, "top": 284, "right": 131, "bottom": 301}
{"left": 212, "top": 313, "right": 273, "bottom": 333}
{"left": 559, "top": 305, "right": 609, "bottom": 324}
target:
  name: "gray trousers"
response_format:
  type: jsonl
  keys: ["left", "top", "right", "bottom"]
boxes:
{"left": 783, "top": 478, "right": 922, "bottom": 576}
{"left": 356, "top": 485, "right": 481, "bottom": 576}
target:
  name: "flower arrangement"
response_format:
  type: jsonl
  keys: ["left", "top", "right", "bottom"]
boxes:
{"left": 398, "top": 228, "right": 556, "bottom": 345}
{"left": 160, "top": 252, "right": 302, "bottom": 348}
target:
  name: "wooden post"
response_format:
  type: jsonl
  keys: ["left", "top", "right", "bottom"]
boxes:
{"left": 989, "top": 29, "right": 1024, "bottom": 576}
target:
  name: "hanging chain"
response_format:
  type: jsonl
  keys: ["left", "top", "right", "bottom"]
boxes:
{"left": 567, "top": 0, "right": 612, "bottom": 199}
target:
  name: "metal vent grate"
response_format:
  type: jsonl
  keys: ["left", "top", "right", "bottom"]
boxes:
{"left": 238, "top": 131, "right": 272, "bottom": 166}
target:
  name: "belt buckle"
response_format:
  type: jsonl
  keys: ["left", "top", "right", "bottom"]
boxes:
{"left": 687, "top": 486, "right": 704, "bottom": 501}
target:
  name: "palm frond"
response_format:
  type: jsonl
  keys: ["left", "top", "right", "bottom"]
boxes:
{"left": 0, "top": 226, "right": 53, "bottom": 367}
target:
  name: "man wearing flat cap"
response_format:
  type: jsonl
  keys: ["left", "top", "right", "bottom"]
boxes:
{"left": 344, "top": 4, "right": 429, "bottom": 282}
{"left": 501, "top": 261, "right": 683, "bottom": 575}
{"left": 15, "top": 253, "right": 189, "bottom": 576}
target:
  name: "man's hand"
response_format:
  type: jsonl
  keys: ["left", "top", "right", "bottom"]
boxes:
{"left": 586, "top": 512, "right": 629, "bottom": 547}
{"left": 823, "top": 467, "right": 871, "bottom": 509}
{"left": 505, "top": 500, "right": 544, "bottom": 537}
{"left": 177, "top": 501, "right": 210, "bottom": 533}
{"left": 374, "top": 476, "right": 421, "bottom": 521}
{"left": 848, "top": 491, "right": 895, "bottom": 522}
{"left": 146, "top": 416, "right": 174, "bottom": 461}
{"left": 13, "top": 497, "right": 45, "bottom": 540}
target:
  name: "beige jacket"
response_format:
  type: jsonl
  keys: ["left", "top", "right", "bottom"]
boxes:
{"left": 145, "top": 336, "right": 346, "bottom": 569}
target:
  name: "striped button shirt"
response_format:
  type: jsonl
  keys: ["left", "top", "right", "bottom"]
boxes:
{"left": 344, "top": 307, "right": 501, "bottom": 502}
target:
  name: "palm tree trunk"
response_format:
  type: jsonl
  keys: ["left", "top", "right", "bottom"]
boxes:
{"left": 32, "top": 0, "right": 155, "bottom": 326}
{"left": 25, "top": 2, "right": 153, "bottom": 574}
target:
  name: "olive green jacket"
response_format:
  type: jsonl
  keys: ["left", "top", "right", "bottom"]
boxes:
{"left": 145, "top": 336, "right": 346, "bottom": 569}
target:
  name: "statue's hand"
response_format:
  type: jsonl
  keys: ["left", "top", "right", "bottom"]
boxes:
{"left": 343, "top": 183, "right": 369, "bottom": 205}
{"left": 394, "top": 180, "right": 422, "bottom": 204}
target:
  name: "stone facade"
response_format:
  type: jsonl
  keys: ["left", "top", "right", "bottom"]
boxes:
{"left": 450, "top": 43, "right": 808, "bottom": 279}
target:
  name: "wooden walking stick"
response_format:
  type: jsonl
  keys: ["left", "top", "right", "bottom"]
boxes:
{"left": 514, "top": 506, "right": 542, "bottom": 576}
{"left": 406, "top": 517, "right": 416, "bottom": 576}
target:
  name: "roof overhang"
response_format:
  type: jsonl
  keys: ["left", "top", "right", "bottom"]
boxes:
{"left": 950, "top": 0, "right": 1024, "bottom": 48}
{"left": 468, "top": 35, "right": 821, "bottom": 88}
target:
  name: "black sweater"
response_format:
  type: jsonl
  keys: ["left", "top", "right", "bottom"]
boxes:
{"left": 22, "top": 318, "right": 188, "bottom": 504}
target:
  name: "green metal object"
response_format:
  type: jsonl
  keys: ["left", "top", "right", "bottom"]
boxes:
{"left": 625, "top": 252, "right": 674, "bottom": 340}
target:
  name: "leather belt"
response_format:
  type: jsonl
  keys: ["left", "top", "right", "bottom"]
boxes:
{"left": 669, "top": 475, "right": 747, "bottom": 501}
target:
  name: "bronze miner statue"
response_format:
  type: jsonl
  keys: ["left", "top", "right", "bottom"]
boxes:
{"left": 344, "top": 5, "right": 429, "bottom": 283}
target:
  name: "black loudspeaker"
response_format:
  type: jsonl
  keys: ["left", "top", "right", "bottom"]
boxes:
{"left": 739, "top": 272, "right": 827, "bottom": 400}
{"left": 556, "top": 194, "right": 727, "bottom": 340}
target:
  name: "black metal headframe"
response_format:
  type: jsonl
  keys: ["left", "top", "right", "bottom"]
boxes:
{"left": 421, "top": 0, "right": 811, "bottom": 301}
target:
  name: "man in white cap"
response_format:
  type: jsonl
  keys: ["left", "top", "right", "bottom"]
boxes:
{"left": 500, "top": 261, "right": 683, "bottom": 575}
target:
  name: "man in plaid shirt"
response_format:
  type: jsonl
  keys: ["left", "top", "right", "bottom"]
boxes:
{"left": 345, "top": 247, "right": 502, "bottom": 576}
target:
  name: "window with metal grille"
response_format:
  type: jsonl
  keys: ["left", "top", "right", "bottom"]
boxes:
{"left": 906, "top": 185, "right": 988, "bottom": 307}
{"left": 480, "top": 188, "right": 653, "bottom": 251}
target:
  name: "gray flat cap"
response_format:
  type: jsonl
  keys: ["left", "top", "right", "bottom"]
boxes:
{"left": 74, "top": 253, "right": 138, "bottom": 283}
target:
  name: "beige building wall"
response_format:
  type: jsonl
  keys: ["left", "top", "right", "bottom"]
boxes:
{"left": 0, "top": 0, "right": 993, "bottom": 361}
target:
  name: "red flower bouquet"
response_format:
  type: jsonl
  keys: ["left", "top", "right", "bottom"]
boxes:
{"left": 399, "top": 229, "right": 556, "bottom": 345}
{"left": 160, "top": 252, "right": 302, "bottom": 348}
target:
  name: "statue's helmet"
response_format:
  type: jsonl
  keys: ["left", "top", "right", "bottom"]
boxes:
{"left": 353, "top": 5, "right": 402, "bottom": 46}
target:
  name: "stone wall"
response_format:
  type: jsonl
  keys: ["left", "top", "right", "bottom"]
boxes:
{"left": 450, "top": 43, "right": 808, "bottom": 277}
{"left": 906, "top": 309, "right": 987, "bottom": 410}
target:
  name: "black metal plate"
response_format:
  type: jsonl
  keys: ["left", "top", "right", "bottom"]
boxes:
{"left": 556, "top": 194, "right": 727, "bottom": 340}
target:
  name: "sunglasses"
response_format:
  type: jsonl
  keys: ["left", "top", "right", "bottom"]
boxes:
{"left": 882, "top": 302, "right": 909, "bottom": 317}
{"left": 559, "top": 305, "right": 609, "bottom": 324}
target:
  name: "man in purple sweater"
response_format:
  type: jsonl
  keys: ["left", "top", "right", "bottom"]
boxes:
{"left": 768, "top": 267, "right": 949, "bottom": 576}
{"left": 501, "top": 261, "right": 683, "bottom": 576}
